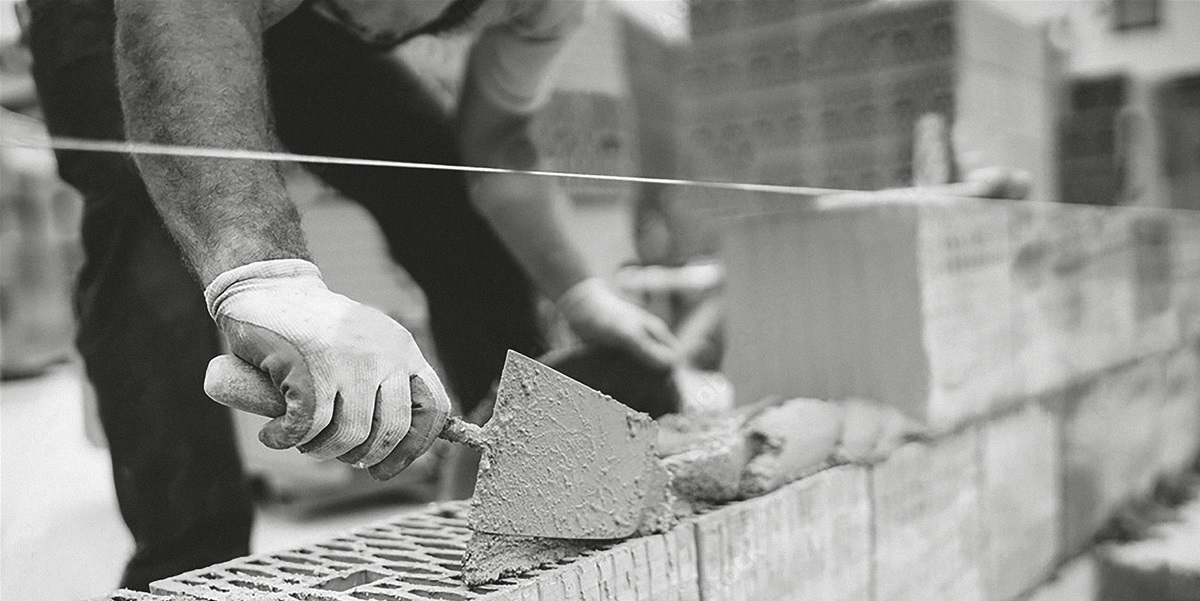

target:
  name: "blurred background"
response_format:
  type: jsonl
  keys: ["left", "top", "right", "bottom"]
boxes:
{"left": 2, "top": 0, "right": 1198, "bottom": 599}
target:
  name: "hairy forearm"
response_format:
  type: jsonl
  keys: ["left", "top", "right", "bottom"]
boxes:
{"left": 115, "top": 0, "right": 309, "bottom": 285}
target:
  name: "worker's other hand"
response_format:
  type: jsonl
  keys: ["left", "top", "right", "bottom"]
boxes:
{"left": 204, "top": 259, "right": 450, "bottom": 479}
{"left": 557, "top": 277, "right": 682, "bottom": 371}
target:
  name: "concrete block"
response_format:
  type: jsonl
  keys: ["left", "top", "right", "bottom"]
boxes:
{"left": 1061, "top": 359, "right": 1168, "bottom": 555}
{"left": 722, "top": 195, "right": 1016, "bottom": 431}
{"left": 695, "top": 466, "right": 871, "bottom": 601}
{"left": 872, "top": 432, "right": 985, "bottom": 601}
{"left": 682, "top": 0, "right": 1060, "bottom": 197}
{"left": 1009, "top": 203, "right": 1143, "bottom": 396}
{"left": 1157, "top": 347, "right": 1200, "bottom": 477}
{"left": 1131, "top": 213, "right": 1184, "bottom": 357}
{"left": 1173, "top": 211, "right": 1200, "bottom": 340}
{"left": 980, "top": 403, "right": 1062, "bottom": 601}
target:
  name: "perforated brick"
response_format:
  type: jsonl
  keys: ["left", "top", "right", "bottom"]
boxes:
{"left": 152, "top": 502, "right": 510, "bottom": 601}
{"left": 149, "top": 501, "right": 699, "bottom": 601}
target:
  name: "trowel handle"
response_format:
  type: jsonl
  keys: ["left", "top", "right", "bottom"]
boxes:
{"left": 204, "top": 355, "right": 487, "bottom": 452}
{"left": 440, "top": 417, "right": 486, "bottom": 451}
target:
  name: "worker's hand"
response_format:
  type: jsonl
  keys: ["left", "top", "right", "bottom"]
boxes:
{"left": 557, "top": 278, "right": 682, "bottom": 371}
{"left": 204, "top": 259, "right": 450, "bottom": 479}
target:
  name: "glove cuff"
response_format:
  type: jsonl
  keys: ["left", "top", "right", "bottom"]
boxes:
{"left": 204, "top": 259, "right": 325, "bottom": 320}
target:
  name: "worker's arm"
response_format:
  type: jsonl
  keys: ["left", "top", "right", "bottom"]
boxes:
{"left": 457, "top": 17, "right": 680, "bottom": 369}
{"left": 113, "top": 0, "right": 448, "bottom": 479}
{"left": 115, "top": 0, "right": 305, "bottom": 283}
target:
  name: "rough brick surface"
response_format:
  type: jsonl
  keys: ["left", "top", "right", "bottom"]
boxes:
{"left": 1157, "top": 346, "right": 1200, "bottom": 478}
{"left": 1172, "top": 212, "right": 1200, "bottom": 340}
{"left": 1061, "top": 359, "right": 1168, "bottom": 555}
{"left": 695, "top": 466, "right": 871, "bottom": 601}
{"left": 1009, "top": 204, "right": 1136, "bottom": 397}
{"left": 873, "top": 432, "right": 985, "bottom": 601}
{"left": 980, "top": 403, "right": 1062, "bottom": 601}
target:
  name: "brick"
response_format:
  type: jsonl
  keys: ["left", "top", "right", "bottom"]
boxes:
{"left": 695, "top": 466, "right": 871, "bottom": 601}
{"left": 681, "top": 0, "right": 1059, "bottom": 199}
{"left": 1157, "top": 347, "right": 1200, "bottom": 477}
{"left": 663, "top": 521, "right": 700, "bottom": 601}
{"left": 1173, "top": 211, "right": 1200, "bottom": 340}
{"left": 1009, "top": 203, "right": 1146, "bottom": 396}
{"left": 1131, "top": 214, "right": 1183, "bottom": 357}
{"left": 722, "top": 195, "right": 1017, "bottom": 431}
{"left": 872, "top": 432, "right": 985, "bottom": 601}
{"left": 1061, "top": 359, "right": 1168, "bottom": 555}
{"left": 980, "top": 403, "right": 1062, "bottom": 601}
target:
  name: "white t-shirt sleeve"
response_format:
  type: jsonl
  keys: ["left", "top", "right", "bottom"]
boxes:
{"left": 468, "top": 0, "right": 591, "bottom": 114}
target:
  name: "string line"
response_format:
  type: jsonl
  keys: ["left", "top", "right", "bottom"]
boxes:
{"left": 2, "top": 125, "right": 848, "bottom": 198}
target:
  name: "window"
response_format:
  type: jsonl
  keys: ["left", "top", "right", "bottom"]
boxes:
{"left": 1112, "top": 0, "right": 1160, "bottom": 31}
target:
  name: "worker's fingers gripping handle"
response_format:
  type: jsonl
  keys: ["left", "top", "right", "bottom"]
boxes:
{"left": 203, "top": 355, "right": 486, "bottom": 452}
{"left": 204, "top": 354, "right": 288, "bottom": 417}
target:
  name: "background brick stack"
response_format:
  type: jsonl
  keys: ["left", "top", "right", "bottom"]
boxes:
{"left": 680, "top": 0, "right": 1061, "bottom": 199}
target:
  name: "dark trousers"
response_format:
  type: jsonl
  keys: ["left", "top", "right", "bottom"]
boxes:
{"left": 27, "top": 1, "right": 544, "bottom": 590}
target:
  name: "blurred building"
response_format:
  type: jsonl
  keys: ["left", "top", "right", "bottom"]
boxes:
{"left": 992, "top": 0, "right": 1200, "bottom": 209}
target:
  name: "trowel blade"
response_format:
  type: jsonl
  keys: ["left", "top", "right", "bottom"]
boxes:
{"left": 469, "top": 351, "right": 660, "bottom": 540}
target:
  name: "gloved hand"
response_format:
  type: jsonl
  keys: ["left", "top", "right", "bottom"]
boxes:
{"left": 204, "top": 259, "right": 450, "bottom": 480}
{"left": 557, "top": 277, "right": 682, "bottom": 371}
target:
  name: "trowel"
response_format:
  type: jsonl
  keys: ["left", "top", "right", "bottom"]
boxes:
{"left": 204, "top": 350, "right": 663, "bottom": 540}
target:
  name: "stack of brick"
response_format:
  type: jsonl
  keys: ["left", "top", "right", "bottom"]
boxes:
{"left": 681, "top": 0, "right": 1060, "bottom": 198}
{"left": 87, "top": 399, "right": 1188, "bottom": 601}
{"left": 719, "top": 191, "right": 1200, "bottom": 599}
{"left": 82, "top": 426, "right": 1064, "bottom": 601}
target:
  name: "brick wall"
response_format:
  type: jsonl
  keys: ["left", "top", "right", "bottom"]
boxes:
{"left": 92, "top": 195, "right": 1200, "bottom": 601}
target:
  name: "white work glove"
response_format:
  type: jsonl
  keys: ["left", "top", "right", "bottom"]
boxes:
{"left": 204, "top": 259, "right": 450, "bottom": 480}
{"left": 557, "top": 277, "right": 682, "bottom": 370}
